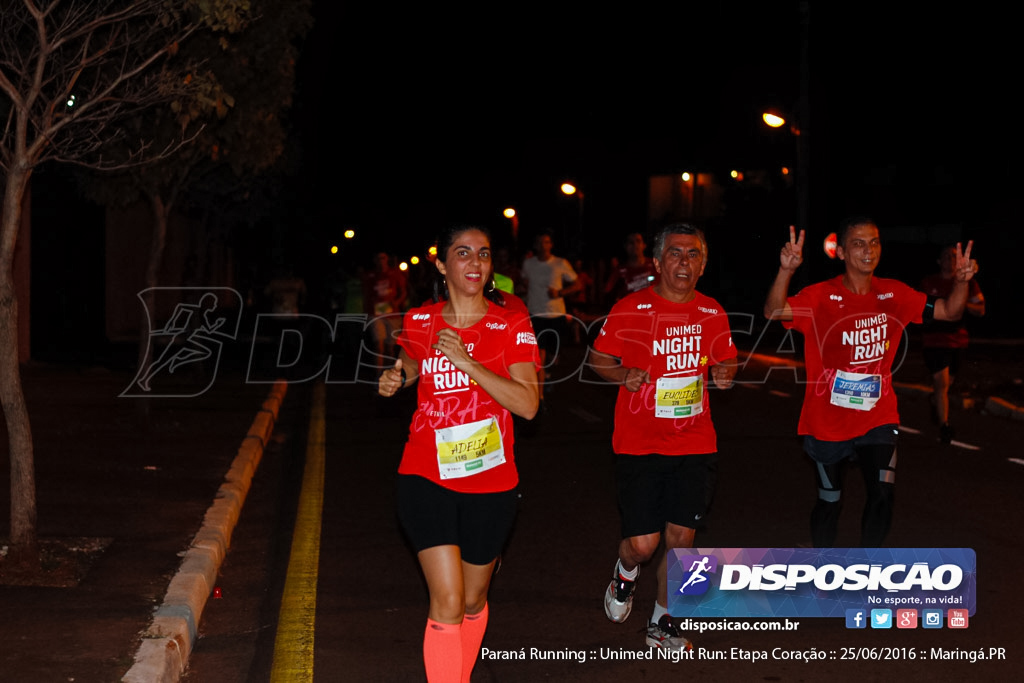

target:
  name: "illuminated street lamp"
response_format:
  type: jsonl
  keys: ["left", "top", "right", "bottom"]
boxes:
{"left": 503, "top": 207, "right": 519, "bottom": 247}
{"left": 560, "top": 182, "right": 584, "bottom": 253}
{"left": 762, "top": 111, "right": 801, "bottom": 136}
{"left": 762, "top": 108, "right": 809, "bottom": 238}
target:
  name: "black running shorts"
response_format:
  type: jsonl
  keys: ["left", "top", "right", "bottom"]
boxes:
{"left": 803, "top": 423, "right": 898, "bottom": 466}
{"left": 922, "top": 347, "right": 962, "bottom": 375}
{"left": 396, "top": 474, "right": 518, "bottom": 566}
{"left": 615, "top": 452, "right": 718, "bottom": 538}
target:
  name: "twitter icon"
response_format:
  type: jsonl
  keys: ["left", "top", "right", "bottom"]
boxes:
{"left": 870, "top": 609, "right": 892, "bottom": 629}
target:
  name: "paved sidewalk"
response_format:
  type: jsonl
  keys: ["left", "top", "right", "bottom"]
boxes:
{"left": 0, "top": 365, "right": 275, "bottom": 683}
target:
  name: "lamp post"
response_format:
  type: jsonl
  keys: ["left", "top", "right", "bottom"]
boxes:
{"left": 502, "top": 207, "right": 519, "bottom": 250}
{"left": 760, "top": 1, "right": 811, "bottom": 239}
{"left": 560, "top": 182, "right": 584, "bottom": 255}
{"left": 762, "top": 110, "right": 809, "bottom": 240}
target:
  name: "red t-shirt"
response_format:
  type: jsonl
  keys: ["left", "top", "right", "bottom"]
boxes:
{"left": 497, "top": 291, "right": 529, "bottom": 315}
{"left": 608, "top": 262, "right": 659, "bottom": 302}
{"left": 363, "top": 269, "right": 406, "bottom": 314}
{"left": 784, "top": 276, "right": 927, "bottom": 441}
{"left": 919, "top": 274, "right": 982, "bottom": 349}
{"left": 593, "top": 287, "right": 737, "bottom": 455}
{"left": 397, "top": 300, "right": 539, "bottom": 493}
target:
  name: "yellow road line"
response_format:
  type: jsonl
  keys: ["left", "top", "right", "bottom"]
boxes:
{"left": 271, "top": 382, "right": 326, "bottom": 682}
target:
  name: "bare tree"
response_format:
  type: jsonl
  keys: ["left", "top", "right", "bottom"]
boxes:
{"left": 80, "top": 0, "right": 311, "bottom": 376}
{"left": 0, "top": 0, "right": 249, "bottom": 568}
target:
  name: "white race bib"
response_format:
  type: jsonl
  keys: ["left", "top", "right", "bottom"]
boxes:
{"left": 434, "top": 417, "right": 505, "bottom": 479}
{"left": 654, "top": 375, "right": 704, "bottom": 419}
{"left": 830, "top": 369, "right": 881, "bottom": 411}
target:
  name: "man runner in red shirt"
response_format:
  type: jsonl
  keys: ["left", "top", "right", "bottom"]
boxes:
{"left": 589, "top": 223, "right": 737, "bottom": 652}
{"left": 764, "top": 218, "right": 977, "bottom": 547}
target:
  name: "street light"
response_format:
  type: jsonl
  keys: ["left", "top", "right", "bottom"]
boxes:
{"left": 503, "top": 207, "right": 519, "bottom": 248}
{"left": 560, "top": 182, "right": 584, "bottom": 254}
{"left": 762, "top": 109, "right": 809, "bottom": 239}
{"left": 762, "top": 111, "right": 801, "bottom": 136}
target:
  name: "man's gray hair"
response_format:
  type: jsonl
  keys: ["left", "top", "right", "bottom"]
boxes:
{"left": 652, "top": 223, "right": 707, "bottom": 260}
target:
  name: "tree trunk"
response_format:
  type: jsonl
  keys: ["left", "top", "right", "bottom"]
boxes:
{"left": 0, "top": 166, "right": 39, "bottom": 568}
{"left": 136, "top": 193, "right": 170, "bottom": 374}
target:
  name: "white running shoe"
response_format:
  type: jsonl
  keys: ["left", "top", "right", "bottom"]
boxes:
{"left": 604, "top": 564, "right": 637, "bottom": 623}
{"left": 646, "top": 615, "right": 693, "bottom": 652}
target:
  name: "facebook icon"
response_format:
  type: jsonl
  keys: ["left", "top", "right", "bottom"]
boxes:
{"left": 845, "top": 609, "right": 867, "bottom": 629}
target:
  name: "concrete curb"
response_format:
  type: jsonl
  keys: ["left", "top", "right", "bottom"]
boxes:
{"left": 984, "top": 396, "right": 1024, "bottom": 421}
{"left": 122, "top": 381, "right": 289, "bottom": 683}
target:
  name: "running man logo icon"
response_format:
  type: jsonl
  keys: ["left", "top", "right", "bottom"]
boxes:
{"left": 122, "top": 288, "right": 243, "bottom": 398}
{"left": 677, "top": 555, "right": 718, "bottom": 596}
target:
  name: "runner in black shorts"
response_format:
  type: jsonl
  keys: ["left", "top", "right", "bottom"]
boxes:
{"left": 764, "top": 221, "right": 977, "bottom": 547}
{"left": 378, "top": 225, "right": 539, "bottom": 682}
{"left": 589, "top": 223, "right": 737, "bottom": 652}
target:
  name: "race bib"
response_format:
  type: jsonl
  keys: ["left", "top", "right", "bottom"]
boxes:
{"left": 830, "top": 369, "right": 881, "bottom": 411}
{"left": 435, "top": 417, "right": 505, "bottom": 479}
{"left": 655, "top": 375, "right": 704, "bottom": 418}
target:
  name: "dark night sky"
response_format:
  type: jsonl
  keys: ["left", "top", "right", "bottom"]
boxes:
{"left": 293, "top": 1, "right": 1014, "bottom": 256}
{"left": 24, "top": 1, "right": 1020, "bottom": 363}
{"left": 284, "top": 1, "right": 1019, "bottom": 333}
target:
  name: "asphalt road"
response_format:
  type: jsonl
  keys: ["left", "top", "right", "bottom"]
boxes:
{"left": 182, "top": 343, "right": 1024, "bottom": 682}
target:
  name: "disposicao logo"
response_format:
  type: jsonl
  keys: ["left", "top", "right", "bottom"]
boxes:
{"left": 676, "top": 555, "right": 718, "bottom": 596}
{"left": 667, "top": 548, "right": 976, "bottom": 619}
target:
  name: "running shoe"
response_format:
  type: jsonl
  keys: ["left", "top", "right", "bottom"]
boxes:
{"left": 646, "top": 615, "right": 693, "bottom": 652}
{"left": 604, "top": 564, "right": 637, "bottom": 623}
